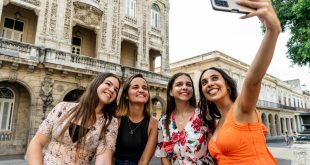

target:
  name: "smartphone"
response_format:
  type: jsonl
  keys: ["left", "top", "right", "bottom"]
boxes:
{"left": 210, "top": 0, "right": 256, "bottom": 14}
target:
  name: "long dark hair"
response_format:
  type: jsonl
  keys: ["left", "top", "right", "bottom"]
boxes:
{"left": 59, "top": 72, "right": 120, "bottom": 159}
{"left": 115, "top": 73, "right": 152, "bottom": 118}
{"left": 165, "top": 72, "right": 196, "bottom": 136}
{"left": 198, "top": 67, "right": 237, "bottom": 133}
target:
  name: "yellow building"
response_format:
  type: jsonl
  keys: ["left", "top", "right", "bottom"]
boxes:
{"left": 0, "top": 0, "right": 169, "bottom": 155}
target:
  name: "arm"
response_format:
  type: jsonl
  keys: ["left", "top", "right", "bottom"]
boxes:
{"left": 234, "top": 0, "right": 282, "bottom": 121}
{"left": 138, "top": 117, "right": 158, "bottom": 165}
{"left": 161, "top": 157, "right": 172, "bottom": 165}
{"left": 95, "top": 149, "right": 113, "bottom": 165}
{"left": 27, "top": 133, "right": 50, "bottom": 165}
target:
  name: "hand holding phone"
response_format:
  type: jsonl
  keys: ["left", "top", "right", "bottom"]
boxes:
{"left": 210, "top": 0, "right": 256, "bottom": 14}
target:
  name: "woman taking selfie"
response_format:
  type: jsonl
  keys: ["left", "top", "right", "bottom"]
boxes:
{"left": 198, "top": 0, "right": 281, "bottom": 164}
{"left": 156, "top": 73, "right": 214, "bottom": 165}
{"left": 114, "top": 74, "right": 158, "bottom": 165}
{"left": 27, "top": 73, "right": 120, "bottom": 165}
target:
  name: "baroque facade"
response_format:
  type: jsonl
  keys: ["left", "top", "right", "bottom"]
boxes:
{"left": 0, "top": 0, "right": 169, "bottom": 155}
{"left": 170, "top": 51, "right": 310, "bottom": 138}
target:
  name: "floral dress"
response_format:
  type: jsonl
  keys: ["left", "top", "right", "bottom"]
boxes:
{"left": 37, "top": 102, "right": 118, "bottom": 165}
{"left": 155, "top": 108, "right": 214, "bottom": 165}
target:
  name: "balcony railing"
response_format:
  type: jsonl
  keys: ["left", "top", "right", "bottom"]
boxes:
{"left": 44, "top": 49, "right": 122, "bottom": 74}
{"left": 0, "top": 37, "right": 169, "bottom": 86}
{"left": 0, "top": 131, "right": 12, "bottom": 141}
{"left": 0, "top": 37, "right": 40, "bottom": 62}
{"left": 123, "top": 66, "right": 169, "bottom": 85}
{"left": 257, "top": 100, "right": 297, "bottom": 111}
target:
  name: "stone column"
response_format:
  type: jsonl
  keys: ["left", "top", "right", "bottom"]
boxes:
{"left": 287, "top": 118, "right": 292, "bottom": 134}
{"left": 282, "top": 118, "right": 287, "bottom": 134}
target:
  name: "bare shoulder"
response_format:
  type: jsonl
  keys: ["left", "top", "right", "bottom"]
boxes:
{"left": 150, "top": 116, "right": 158, "bottom": 126}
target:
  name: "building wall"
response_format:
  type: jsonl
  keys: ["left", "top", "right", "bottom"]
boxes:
{"left": 0, "top": 0, "right": 169, "bottom": 156}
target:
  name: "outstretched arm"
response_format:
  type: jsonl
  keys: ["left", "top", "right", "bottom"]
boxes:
{"left": 235, "top": 0, "right": 281, "bottom": 121}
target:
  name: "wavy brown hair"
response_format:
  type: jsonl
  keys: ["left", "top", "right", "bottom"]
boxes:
{"left": 58, "top": 72, "right": 120, "bottom": 160}
{"left": 115, "top": 74, "right": 152, "bottom": 118}
{"left": 198, "top": 67, "right": 237, "bottom": 133}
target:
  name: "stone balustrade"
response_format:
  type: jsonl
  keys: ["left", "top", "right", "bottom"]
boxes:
{"left": 44, "top": 49, "right": 122, "bottom": 74}
{"left": 0, "top": 131, "right": 12, "bottom": 141}
{"left": 0, "top": 37, "right": 169, "bottom": 85}
{"left": 0, "top": 37, "right": 40, "bottom": 62}
{"left": 123, "top": 66, "right": 169, "bottom": 86}
{"left": 257, "top": 100, "right": 297, "bottom": 111}
{"left": 124, "top": 16, "right": 137, "bottom": 25}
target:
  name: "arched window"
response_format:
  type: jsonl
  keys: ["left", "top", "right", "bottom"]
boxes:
{"left": 0, "top": 88, "right": 15, "bottom": 130}
{"left": 125, "top": 0, "right": 136, "bottom": 18}
{"left": 151, "top": 4, "right": 160, "bottom": 28}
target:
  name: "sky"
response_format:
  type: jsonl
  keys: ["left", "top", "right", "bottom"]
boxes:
{"left": 167, "top": 0, "right": 310, "bottom": 91}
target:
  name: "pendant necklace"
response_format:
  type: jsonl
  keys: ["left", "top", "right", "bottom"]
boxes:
{"left": 127, "top": 116, "right": 143, "bottom": 135}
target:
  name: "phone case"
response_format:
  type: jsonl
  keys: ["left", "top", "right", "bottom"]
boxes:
{"left": 210, "top": 0, "right": 255, "bottom": 14}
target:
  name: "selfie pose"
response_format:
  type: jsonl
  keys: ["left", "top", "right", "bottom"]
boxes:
{"left": 114, "top": 74, "right": 158, "bottom": 165}
{"left": 198, "top": 0, "right": 281, "bottom": 164}
{"left": 27, "top": 73, "right": 120, "bottom": 165}
{"left": 156, "top": 73, "right": 214, "bottom": 165}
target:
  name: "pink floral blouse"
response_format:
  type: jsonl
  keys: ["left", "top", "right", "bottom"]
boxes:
{"left": 37, "top": 102, "right": 118, "bottom": 165}
{"left": 155, "top": 108, "right": 214, "bottom": 165}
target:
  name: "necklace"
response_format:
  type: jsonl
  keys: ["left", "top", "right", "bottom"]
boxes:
{"left": 127, "top": 117, "right": 143, "bottom": 135}
{"left": 175, "top": 111, "right": 191, "bottom": 125}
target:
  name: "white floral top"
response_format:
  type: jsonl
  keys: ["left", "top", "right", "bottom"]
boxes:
{"left": 37, "top": 102, "right": 118, "bottom": 165}
{"left": 155, "top": 108, "right": 214, "bottom": 165}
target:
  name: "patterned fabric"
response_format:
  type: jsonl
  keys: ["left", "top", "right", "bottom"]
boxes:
{"left": 37, "top": 102, "right": 118, "bottom": 165}
{"left": 155, "top": 108, "right": 214, "bottom": 165}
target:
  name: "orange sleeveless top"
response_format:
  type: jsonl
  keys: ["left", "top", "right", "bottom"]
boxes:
{"left": 208, "top": 106, "right": 277, "bottom": 165}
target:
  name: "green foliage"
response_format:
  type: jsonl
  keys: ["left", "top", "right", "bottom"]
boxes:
{"left": 272, "top": 0, "right": 310, "bottom": 66}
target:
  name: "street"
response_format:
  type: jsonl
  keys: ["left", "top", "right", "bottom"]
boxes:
{"left": 0, "top": 141, "right": 293, "bottom": 165}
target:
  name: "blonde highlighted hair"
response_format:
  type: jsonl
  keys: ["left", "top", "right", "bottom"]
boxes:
{"left": 115, "top": 74, "right": 152, "bottom": 117}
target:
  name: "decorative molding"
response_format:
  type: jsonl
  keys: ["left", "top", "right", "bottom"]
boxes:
{"left": 49, "top": 0, "right": 58, "bottom": 35}
{"left": 40, "top": 77, "right": 54, "bottom": 120}
{"left": 63, "top": 0, "right": 72, "bottom": 39}
{"left": 73, "top": 2, "right": 102, "bottom": 27}
{"left": 121, "top": 31, "right": 138, "bottom": 41}
{"left": 100, "top": 5, "right": 107, "bottom": 49}
{"left": 20, "top": 0, "right": 41, "bottom": 6}
{"left": 111, "top": 0, "right": 120, "bottom": 51}
{"left": 8, "top": 71, "right": 17, "bottom": 82}
{"left": 42, "top": 0, "right": 49, "bottom": 34}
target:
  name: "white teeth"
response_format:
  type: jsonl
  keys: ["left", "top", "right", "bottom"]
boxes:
{"left": 208, "top": 89, "right": 218, "bottom": 95}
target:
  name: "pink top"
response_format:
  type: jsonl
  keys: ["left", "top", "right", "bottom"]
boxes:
{"left": 38, "top": 102, "right": 118, "bottom": 165}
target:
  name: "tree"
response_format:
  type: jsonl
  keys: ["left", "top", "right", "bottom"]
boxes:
{"left": 272, "top": 0, "right": 310, "bottom": 66}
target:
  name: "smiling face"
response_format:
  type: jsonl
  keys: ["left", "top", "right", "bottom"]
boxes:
{"left": 170, "top": 75, "right": 194, "bottom": 102}
{"left": 96, "top": 76, "right": 120, "bottom": 106}
{"left": 128, "top": 77, "right": 149, "bottom": 104}
{"left": 200, "top": 69, "right": 230, "bottom": 102}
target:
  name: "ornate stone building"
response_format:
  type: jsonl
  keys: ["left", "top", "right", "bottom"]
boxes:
{"left": 0, "top": 0, "right": 169, "bottom": 155}
{"left": 170, "top": 51, "right": 310, "bottom": 138}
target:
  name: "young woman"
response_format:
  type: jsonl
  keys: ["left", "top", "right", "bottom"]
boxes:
{"left": 156, "top": 73, "right": 214, "bottom": 165}
{"left": 198, "top": 0, "right": 282, "bottom": 164}
{"left": 114, "top": 74, "right": 158, "bottom": 165}
{"left": 27, "top": 73, "right": 120, "bottom": 165}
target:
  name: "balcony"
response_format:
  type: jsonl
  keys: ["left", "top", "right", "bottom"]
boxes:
{"left": 0, "top": 37, "right": 169, "bottom": 86}
{"left": 44, "top": 49, "right": 122, "bottom": 74}
{"left": 257, "top": 100, "right": 297, "bottom": 111}
{"left": 123, "top": 66, "right": 169, "bottom": 86}
{"left": 0, "top": 37, "right": 40, "bottom": 64}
